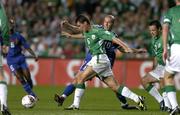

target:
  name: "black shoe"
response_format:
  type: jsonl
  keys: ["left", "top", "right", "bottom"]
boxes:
{"left": 170, "top": 106, "right": 180, "bottom": 115}
{"left": 137, "top": 96, "right": 147, "bottom": 111}
{"left": 160, "top": 100, "right": 165, "bottom": 111}
{"left": 54, "top": 94, "right": 65, "bottom": 106}
{"left": 164, "top": 106, "right": 172, "bottom": 113}
{"left": 1, "top": 105, "right": 11, "bottom": 115}
{"left": 64, "top": 104, "right": 79, "bottom": 110}
{"left": 121, "top": 103, "right": 139, "bottom": 110}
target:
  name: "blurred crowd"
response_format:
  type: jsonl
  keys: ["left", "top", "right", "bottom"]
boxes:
{"left": 3, "top": 0, "right": 175, "bottom": 59}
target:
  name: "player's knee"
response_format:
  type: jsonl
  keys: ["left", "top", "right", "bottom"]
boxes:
{"left": 72, "top": 78, "right": 78, "bottom": 85}
{"left": 142, "top": 77, "right": 149, "bottom": 86}
{"left": 110, "top": 85, "right": 119, "bottom": 92}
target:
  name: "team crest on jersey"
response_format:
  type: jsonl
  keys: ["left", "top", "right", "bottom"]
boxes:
{"left": 92, "top": 35, "right": 96, "bottom": 40}
{"left": 105, "top": 31, "right": 111, "bottom": 35}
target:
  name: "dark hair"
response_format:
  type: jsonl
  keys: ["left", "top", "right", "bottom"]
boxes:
{"left": 149, "top": 20, "right": 162, "bottom": 30}
{"left": 75, "top": 14, "right": 90, "bottom": 25}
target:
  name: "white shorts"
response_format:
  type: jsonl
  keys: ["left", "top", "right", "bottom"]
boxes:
{"left": 149, "top": 64, "right": 165, "bottom": 80}
{"left": 165, "top": 44, "right": 180, "bottom": 74}
{"left": 87, "top": 54, "right": 113, "bottom": 78}
{"left": 0, "top": 46, "right": 2, "bottom": 68}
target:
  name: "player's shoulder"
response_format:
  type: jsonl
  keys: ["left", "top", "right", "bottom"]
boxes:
{"left": 92, "top": 25, "right": 104, "bottom": 33}
{"left": 168, "top": 5, "right": 180, "bottom": 13}
{"left": 92, "top": 24, "right": 104, "bottom": 29}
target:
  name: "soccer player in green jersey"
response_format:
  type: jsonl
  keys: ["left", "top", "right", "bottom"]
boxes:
{"left": 162, "top": 0, "right": 180, "bottom": 114}
{"left": 57, "top": 15, "right": 140, "bottom": 110}
{"left": 61, "top": 14, "right": 147, "bottom": 110}
{"left": 0, "top": 1, "right": 11, "bottom": 115}
{"left": 141, "top": 20, "right": 172, "bottom": 112}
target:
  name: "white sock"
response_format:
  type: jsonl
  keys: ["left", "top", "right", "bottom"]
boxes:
{"left": 162, "top": 92, "right": 172, "bottom": 108}
{"left": 0, "top": 82, "right": 7, "bottom": 111}
{"left": 167, "top": 92, "right": 178, "bottom": 109}
{"left": 121, "top": 86, "right": 139, "bottom": 103}
{"left": 148, "top": 86, "right": 163, "bottom": 103}
{"left": 73, "top": 88, "right": 85, "bottom": 108}
{"left": 61, "top": 94, "right": 67, "bottom": 98}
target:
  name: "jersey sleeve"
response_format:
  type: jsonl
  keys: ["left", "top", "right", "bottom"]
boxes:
{"left": 0, "top": 3, "right": 10, "bottom": 45}
{"left": 97, "top": 29, "right": 115, "bottom": 41}
{"left": 19, "top": 33, "right": 30, "bottom": 49}
{"left": 163, "top": 10, "right": 172, "bottom": 24}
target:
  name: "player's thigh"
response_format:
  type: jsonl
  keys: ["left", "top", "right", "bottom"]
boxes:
{"left": 165, "top": 44, "right": 180, "bottom": 73}
{"left": 77, "top": 66, "right": 96, "bottom": 83}
{"left": 72, "top": 71, "right": 83, "bottom": 84}
{"left": 164, "top": 70, "right": 175, "bottom": 85}
{"left": 142, "top": 73, "right": 159, "bottom": 84}
{"left": 22, "top": 68, "right": 31, "bottom": 79}
{"left": 13, "top": 68, "right": 24, "bottom": 79}
{"left": 0, "top": 55, "right": 3, "bottom": 80}
{"left": 103, "top": 75, "right": 119, "bottom": 91}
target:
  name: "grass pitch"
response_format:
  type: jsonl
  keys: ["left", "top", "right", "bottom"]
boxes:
{"left": 8, "top": 86, "right": 179, "bottom": 115}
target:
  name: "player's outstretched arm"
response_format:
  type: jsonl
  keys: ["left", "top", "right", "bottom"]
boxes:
{"left": 26, "top": 48, "right": 38, "bottom": 61}
{"left": 61, "top": 20, "right": 80, "bottom": 34}
{"left": 162, "top": 23, "right": 169, "bottom": 63}
{"left": 61, "top": 31, "right": 83, "bottom": 39}
{"left": 131, "top": 48, "right": 147, "bottom": 53}
{"left": 112, "top": 38, "right": 133, "bottom": 53}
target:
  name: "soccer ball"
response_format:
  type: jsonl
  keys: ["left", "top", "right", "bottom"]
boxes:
{"left": 21, "top": 95, "right": 36, "bottom": 108}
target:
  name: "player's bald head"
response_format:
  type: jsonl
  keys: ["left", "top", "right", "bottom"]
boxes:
{"left": 103, "top": 15, "right": 115, "bottom": 31}
{"left": 104, "top": 15, "right": 115, "bottom": 24}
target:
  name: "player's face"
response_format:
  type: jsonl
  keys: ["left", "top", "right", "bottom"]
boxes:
{"left": 76, "top": 21, "right": 89, "bottom": 32}
{"left": 103, "top": 17, "right": 113, "bottom": 31}
{"left": 149, "top": 25, "right": 160, "bottom": 38}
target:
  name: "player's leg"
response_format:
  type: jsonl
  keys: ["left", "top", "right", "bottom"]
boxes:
{"left": 100, "top": 76, "right": 137, "bottom": 110}
{"left": 67, "top": 66, "right": 96, "bottom": 110}
{"left": 160, "top": 78, "right": 172, "bottom": 112}
{"left": 54, "top": 72, "right": 85, "bottom": 106}
{"left": 8, "top": 59, "right": 37, "bottom": 98}
{"left": 164, "top": 44, "right": 180, "bottom": 115}
{"left": 164, "top": 70, "right": 179, "bottom": 114}
{"left": 22, "top": 68, "right": 33, "bottom": 89}
{"left": 141, "top": 73, "right": 164, "bottom": 110}
{"left": 0, "top": 67, "right": 11, "bottom": 115}
{"left": 102, "top": 76, "right": 146, "bottom": 110}
{"left": 55, "top": 55, "right": 91, "bottom": 106}
{"left": 14, "top": 69, "right": 37, "bottom": 97}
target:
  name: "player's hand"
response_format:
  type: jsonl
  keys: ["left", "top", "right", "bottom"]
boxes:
{"left": 163, "top": 49, "right": 169, "bottom": 64}
{"left": 61, "top": 31, "right": 71, "bottom": 38}
{"left": 34, "top": 55, "right": 38, "bottom": 62}
{"left": 136, "top": 48, "right": 147, "bottom": 53}
{"left": 2, "top": 45, "right": 9, "bottom": 54}
{"left": 124, "top": 48, "right": 133, "bottom": 53}
{"left": 60, "top": 19, "right": 68, "bottom": 28}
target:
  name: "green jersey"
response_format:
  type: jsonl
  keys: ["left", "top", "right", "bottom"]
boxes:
{"left": 163, "top": 5, "right": 180, "bottom": 44}
{"left": 151, "top": 35, "right": 164, "bottom": 65}
{"left": 83, "top": 26, "right": 115, "bottom": 55}
{"left": 0, "top": 2, "right": 9, "bottom": 45}
{"left": 151, "top": 35, "right": 172, "bottom": 66}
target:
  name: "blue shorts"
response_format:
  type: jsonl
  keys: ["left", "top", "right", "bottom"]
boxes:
{"left": 79, "top": 52, "right": 115, "bottom": 71}
{"left": 7, "top": 55, "right": 28, "bottom": 72}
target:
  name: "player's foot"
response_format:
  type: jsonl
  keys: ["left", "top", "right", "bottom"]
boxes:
{"left": 64, "top": 104, "right": 79, "bottom": 110}
{"left": 137, "top": 96, "right": 147, "bottom": 111}
{"left": 54, "top": 94, "right": 65, "bottom": 106}
{"left": 170, "top": 106, "right": 180, "bottom": 115}
{"left": 121, "top": 103, "right": 139, "bottom": 110}
{"left": 1, "top": 105, "right": 11, "bottom": 115}
{"left": 160, "top": 100, "right": 165, "bottom": 111}
{"left": 164, "top": 106, "right": 172, "bottom": 113}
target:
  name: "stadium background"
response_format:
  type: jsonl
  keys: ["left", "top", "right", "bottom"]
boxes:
{"left": 2, "top": 0, "right": 180, "bottom": 89}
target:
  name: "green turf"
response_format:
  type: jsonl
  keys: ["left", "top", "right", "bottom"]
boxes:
{"left": 7, "top": 85, "right": 179, "bottom": 115}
